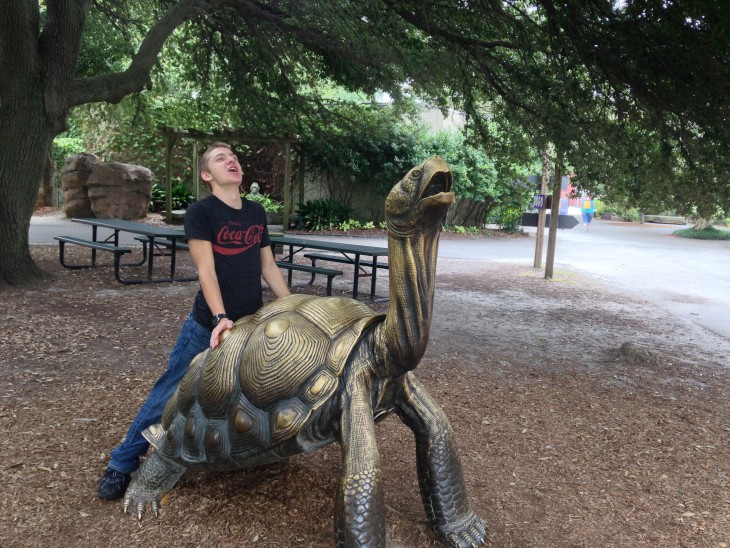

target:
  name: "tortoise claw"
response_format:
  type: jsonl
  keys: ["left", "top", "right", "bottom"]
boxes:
{"left": 438, "top": 511, "right": 488, "bottom": 547}
{"left": 122, "top": 489, "right": 160, "bottom": 521}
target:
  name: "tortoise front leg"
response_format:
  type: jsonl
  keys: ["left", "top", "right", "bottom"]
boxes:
{"left": 335, "top": 374, "right": 386, "bottom": 547}
{"left": 123, "top": 450, "right": 186, "bottom": 520}
{"left": 395, "top": 372, "right": 488, "bottom": 547}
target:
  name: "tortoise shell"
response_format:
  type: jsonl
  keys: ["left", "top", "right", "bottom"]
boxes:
{"left": 143, "top": 294, "right": 383, "bottom": 468}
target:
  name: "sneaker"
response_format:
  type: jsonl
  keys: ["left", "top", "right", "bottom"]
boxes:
{"left": 97, "top": 468, "right": 131, "bottom": 500}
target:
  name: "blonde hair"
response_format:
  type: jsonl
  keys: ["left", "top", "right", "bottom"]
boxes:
{"left": 199, "top": 142, "right": 233, "bottom": 178}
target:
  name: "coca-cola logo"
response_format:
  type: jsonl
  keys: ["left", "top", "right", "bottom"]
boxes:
{"left": 212, "top": 224, "right": 264, "bottom": 255}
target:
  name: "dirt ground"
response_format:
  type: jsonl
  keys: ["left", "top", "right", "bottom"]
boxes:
{"left": 1, "top": 237, "right": 729, "bottom": 547}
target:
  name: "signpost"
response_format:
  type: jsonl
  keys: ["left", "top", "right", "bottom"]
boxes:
{"left": 521, "top": 212, "right": 579, "bottom": 230}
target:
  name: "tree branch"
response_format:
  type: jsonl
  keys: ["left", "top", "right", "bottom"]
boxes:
{"left": 383, "top": 0, "right": 520, "bottom": 50}
{"left": 68, "top": 0, "right": 247, "bottom": 107}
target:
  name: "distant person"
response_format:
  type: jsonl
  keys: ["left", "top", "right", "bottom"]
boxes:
{"left": 97, "top": 142, "right": 290, "bottom": 501}
{"left": 581, "top": 195, "right": 596, "bottom": 231}
{"left": 559, "top": 196, "right": 569, "bottom": 215}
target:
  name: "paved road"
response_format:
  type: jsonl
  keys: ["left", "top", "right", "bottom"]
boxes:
{"left": 31, "top": 212, "right": 730, "bottom": 341}
{"left": 318, "top": 220, "right": 730, "bottom": 342}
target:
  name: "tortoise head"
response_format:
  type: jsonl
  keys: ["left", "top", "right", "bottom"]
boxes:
{"left": 384, "top": 156, "right": 454, "bottom": 236}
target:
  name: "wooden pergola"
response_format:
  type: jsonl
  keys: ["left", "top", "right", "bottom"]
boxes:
{"left": 159, "top": 126, "right": 302, "bottom": 227}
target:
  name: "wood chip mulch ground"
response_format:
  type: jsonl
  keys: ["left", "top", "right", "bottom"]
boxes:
{"left": 1, "top": 244, "right": 729, "bottom": 547}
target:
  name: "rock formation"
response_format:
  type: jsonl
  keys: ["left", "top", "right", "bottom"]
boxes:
{"left": 61, "top": 153, "right": 100, "bottom": 217}
{"left": 86, "top": 162, "right": 154, "bottom": 219}
{"left": 61, "top": 155, "right": 154, "bottom": 219}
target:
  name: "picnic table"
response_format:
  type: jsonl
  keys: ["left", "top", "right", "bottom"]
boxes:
{"left": 270, "top": 235, "right": 388, "bottom": 299}
{"left": 55, "top": 218, "right": 197, "bottom": 285}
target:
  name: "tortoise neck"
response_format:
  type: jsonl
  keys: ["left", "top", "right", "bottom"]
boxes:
{"left": 376, "top": 227, "right": 440, "bottom": 375}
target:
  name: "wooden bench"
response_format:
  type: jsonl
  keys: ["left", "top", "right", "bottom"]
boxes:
{"left": 275, "top": 261, "right": 343, "bottom": 296}
{"left": 54, "top": 236, "right": 131, "bottom": 284}
{"left": 303, "top": 253, "right": 389, "bottom": 271}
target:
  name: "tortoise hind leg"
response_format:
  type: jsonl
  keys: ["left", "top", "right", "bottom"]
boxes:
{"left": 123, "top": 450, "right": 186, "bottom": 520}
{"left": 394, "top": 372, "right": 488, "bottom": 547}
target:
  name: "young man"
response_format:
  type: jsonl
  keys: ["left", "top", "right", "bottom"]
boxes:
{"left": 98, "top": 142, "right": 290, "bottom": 500}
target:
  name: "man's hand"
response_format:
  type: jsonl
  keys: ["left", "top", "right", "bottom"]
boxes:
{"left": 210, "top": 318, "right": 233, "bottom": 349}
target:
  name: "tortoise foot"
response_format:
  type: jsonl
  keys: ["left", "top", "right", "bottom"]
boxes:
{"left": 123, "top": 482, "right": 163, "bottom": 520}
{"left": 121, "top": 450, "right": 185, "bottom": 520}
{"left": 437, "top": 510, "right": 488, "bottom": 548}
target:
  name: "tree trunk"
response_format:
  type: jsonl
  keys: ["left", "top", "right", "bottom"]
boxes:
{"left": 0, "top": 0, "right": 225, "bottom": 289}
{"left": 545, "top": 148, "right": 563, "bottom": 279}
{"left": 0, "top": 97, "right": 56, "bottom": 288}
{"left": 534, "top": 145, "right": 552, "bottom": 268}
{"left": 0, "top": 0, "right": 86, "bottom": 288}
{"left": 38, "top": 151, "right": 55, "bottom": 207}
{"left": 692, "top": 217, "right": 710, "bottom": 230}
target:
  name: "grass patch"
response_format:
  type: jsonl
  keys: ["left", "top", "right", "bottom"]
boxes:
{"left": 673, "top": 226, "right": 730, "bottom": 240}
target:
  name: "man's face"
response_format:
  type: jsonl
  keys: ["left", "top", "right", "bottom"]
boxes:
{"left": 201, "top": 147, "right": 243, "bottom": 187}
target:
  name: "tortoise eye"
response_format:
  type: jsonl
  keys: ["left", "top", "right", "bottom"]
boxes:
{"left": 410, "top": 169, "right": 422, "bottom": 179}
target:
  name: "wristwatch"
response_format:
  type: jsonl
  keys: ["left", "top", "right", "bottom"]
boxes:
{"left": 212, "top": 313, "right": 228, "bottom": 328}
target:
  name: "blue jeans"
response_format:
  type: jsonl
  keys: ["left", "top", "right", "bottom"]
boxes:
{"left": 108, "top": 313, "right": 210, "bottom": 474}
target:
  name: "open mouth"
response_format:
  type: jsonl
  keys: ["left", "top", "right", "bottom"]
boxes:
{"left": 422, "top": 171, "right": 452, "bottom": 199}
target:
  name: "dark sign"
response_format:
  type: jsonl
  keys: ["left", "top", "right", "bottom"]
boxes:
{"left": 520, "top": 213, "right": 580, "bottom": 229}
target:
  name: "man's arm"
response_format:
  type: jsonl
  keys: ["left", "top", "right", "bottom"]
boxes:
{"left": 188, "top": 238, "right": 232, "bottom": 349}
{"left": 260, "top": 245, "right": 291, "bottom": 298}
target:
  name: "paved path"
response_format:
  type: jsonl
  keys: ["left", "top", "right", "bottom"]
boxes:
{"left": 542, "top": 220, "right": 730, "bottom": 342}
{"left": 31, "top": 212, "right": 730, "bottom": 342}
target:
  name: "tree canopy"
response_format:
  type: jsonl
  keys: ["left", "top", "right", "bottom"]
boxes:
{"left": 1, "top": 0, "right": 728, "bottom": 287}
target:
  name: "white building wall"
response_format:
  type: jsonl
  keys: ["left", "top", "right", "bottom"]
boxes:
{"left": 419, "top": 106, "right": 466, "bottom": 132}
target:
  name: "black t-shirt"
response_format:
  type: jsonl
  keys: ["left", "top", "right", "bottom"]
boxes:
{"left": 184, "top": 195, "right": 271, "bottom": 328}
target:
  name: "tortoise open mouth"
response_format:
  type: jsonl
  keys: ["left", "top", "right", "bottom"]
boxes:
{"left": 419, "top": 168, "right": 454, "bottom": 209}
{"left": 422, "top": 171, "right": 452, "bottom": 199}
{"left": 385, "top": 156, "right": 454, "bottom": 228}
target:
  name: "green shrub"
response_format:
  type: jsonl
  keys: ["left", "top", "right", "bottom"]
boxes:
{"left": 296, "top": 198, "right": 353, "bottom": 231}
{"left": 244, "top": 193, "right": 283, "bottom": 213}
{"left": 149, "top": 182, "right": 194, "bottom": 213}
{"left": 489, "top": 205, "right": 524, "bottom": 233}
{"left": 52, "top": 137, "right": 86, "bottom": 171}
{"left": 336, "top": 219, "right": 377, "bottom": 232}
{"left": 600, "top": 200, "right": 640, "bottom": 222}
{"left": 149, "top": 184, "right": 165, "bottom": 212}
{"left": 338, "top": 219, "right": 362, "bottom": 232}
{"left": 674, "top": 227, "right": 730, "bottom": 240}
{"left": 623, "top": 208, "right": 641, "bottom": 222}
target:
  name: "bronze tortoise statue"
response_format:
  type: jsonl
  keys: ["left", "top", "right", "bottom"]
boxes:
{"left": 123, "top": 156, "right": 488, "bottom": 547}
